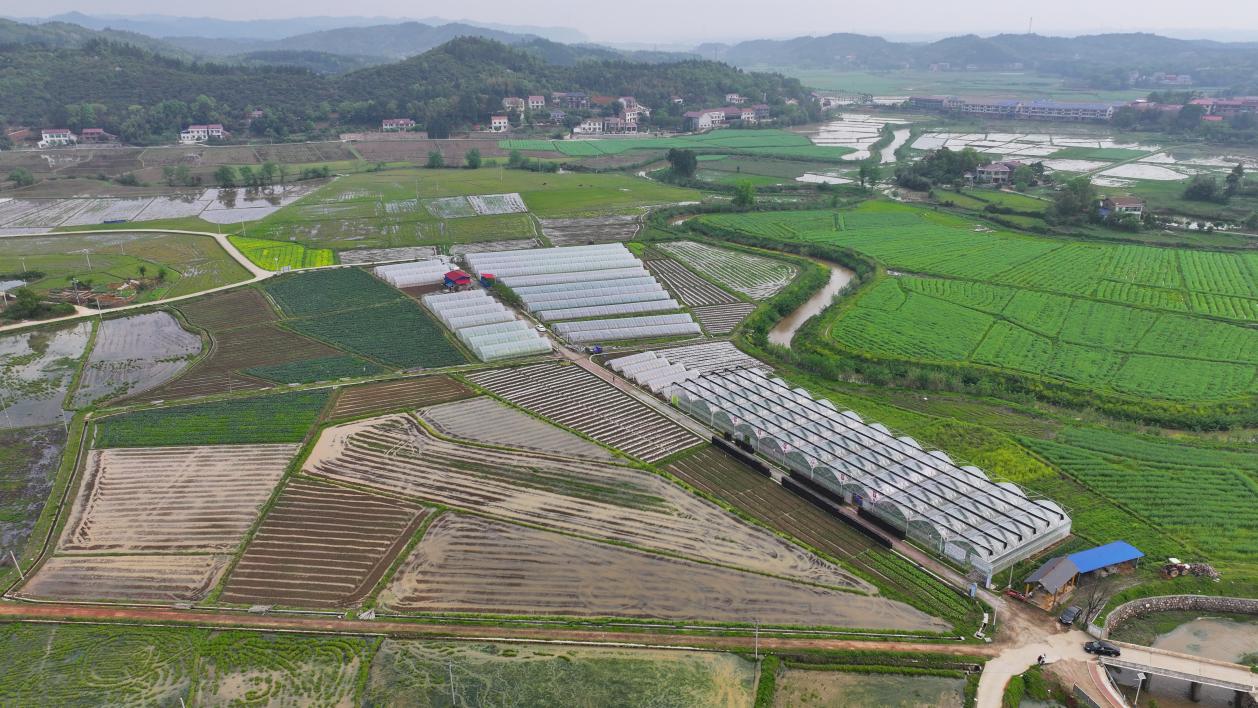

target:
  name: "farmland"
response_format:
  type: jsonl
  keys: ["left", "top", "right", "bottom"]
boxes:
{"left": 0, "top": 623, "right": 375, "bottom": 706}
{"left": 71, "top": 312, "right": 202, "bottom": 406}
{"left": 699, "top": 201, "right": 1258, "bottom": 402}
{"left": 646, "top": 257, "right": 743, "bottom": 306}
{"left": 659, "top": 241, "right": 797, "bottom": 299}
{"left": 379, "top": 512, "right": 947, "bottom": 629}
{"left": 327, "top": 375, "right": 474, "bottom": 420}
{"left": 227, "top": 235, "right": 336, "bottom": 271}
{"left": 244, "top": 354, "right": 385, "bottom": 384}
{"left": 540, "top": 215, "right": 641, "bottom": 245}
{"left": 306, "top": 415, "right": 875, "bottom": 592}
{"left": 0, "top": 231, "right": 250, "bottom": 302}
{"left": 501, "top": 129, "right": 855, "bottom": 160}
{"left": 773, "top": 669, "right": 967, "bottom": 707}
{"left": 419, "top": 396, "right": 615, "bottom": 460}
{"left": 17, "top": 554, "right": 233, "bottom": 602}
{"left": 221, "top": 478, "right": 427, "bottom": 608}
{"left": 466, "top": 363, "right": 701, "bottom": 462}
{"left": 692, "top": 302, "right": 759, "bottom": 334}
{"left": 0, "top": 322, "right": 91, "bottom": 429}
{"left": 96, "top": 390, "right": 328, "bottom": 446}
{"left": 364, "top": 641, "right": 755, "bottom": 707}
{"left": 0, "top": 426, "right": 64, "bottom": 564}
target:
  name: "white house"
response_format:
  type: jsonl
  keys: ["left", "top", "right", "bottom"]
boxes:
{"left": 682, "top": 109, "right": 726, "bottom": 131}
{"left": 725, "top": 93, "right": 746, "bottom": 104}
{"left": 489, "top": 115, "right": 511, "bottom": 133}
{"left": 39, "top": 129, "right": 76, "bottom": 147}
{"left": 381, "top": 118, "right": 416, "bottom": 132}
{"left": 573, "top": 118, "right": 604, "bottom": 134}
{"left": 179, "top": 124, "right": 227, "bottom": 144}
{"left": 602, "top": 117, "right": 637, "bottom": 134}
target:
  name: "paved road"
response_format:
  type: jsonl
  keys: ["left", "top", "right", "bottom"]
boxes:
{"left": 1104, "top": 641, "right": 1258, "bottom": 693}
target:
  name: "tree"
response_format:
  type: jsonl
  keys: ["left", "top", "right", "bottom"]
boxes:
{"left": 1226, "top": 163, "right": 1245, "bottom": 196}
{"left": 507, "top": 150, "right": 524, "bottom": 168}
{"left": 1184, "top": 174, "right": 1224, "bottom": 203}
{"left": 426, "top": 151, "right": 445, "bottom": 169}
{"left": 1049, "top": 177, "right": 1097, "bottom": 224}
{"left": 137, "top": 264, "right": 147, "bottom": 277}
{"left": 156, "top": 268, "right": 167, "bottom": 283}
{"left": 258, "top": 161, "right": 278, "bottom": 187}
{"left": 1012, "top": 164, "right": 1036, "bottom": 191}
{"left": 464, "top": 148, "right": 482, "bottom": 169}
{"left": 4, "top": 287, "right": 43, "bottom": 320}
{"left": 858, "top": 163, "right": 882, "bottom": 188}
{"left": 1245, "top": 212, "right": 1258, "bottom": 231}
{"left": 666, "top": 148, "right": 698, "bottom": 178}
{"left": 7, "top": 168, "right": 34, "bottom": 187}
{"left": 238, "top": 165, "right": 256, "bottom": 188}
{"left": 214, "top": 165, "right": 238, "bottom": 188}
{"left": 732, "top": 180, "right": 757, "bottom": 208}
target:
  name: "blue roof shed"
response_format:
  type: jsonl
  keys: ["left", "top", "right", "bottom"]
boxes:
{"left": 1067, "top": 541, "right": 1143, "bottom": 574}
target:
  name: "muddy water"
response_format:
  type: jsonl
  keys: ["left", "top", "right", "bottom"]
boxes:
{"left": 1124, "top": 615, "right": 1258, "bottom": 707}
{"left": 768, "top": 262, "right": 855, "bottom": 347}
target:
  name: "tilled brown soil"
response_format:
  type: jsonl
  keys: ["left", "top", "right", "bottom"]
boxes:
{"left": 220, "top": 478, "right": 427, "bottom": 608}
{"left": 327, "top": 376, "right": 474, "bottom": 421}
{"left": 380, "top": 513, "right": 950, "bottom": 631}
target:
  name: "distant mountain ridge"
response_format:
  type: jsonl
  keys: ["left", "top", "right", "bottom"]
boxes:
{"left": 162, "top": 21, "right": 535, "bottom": 59}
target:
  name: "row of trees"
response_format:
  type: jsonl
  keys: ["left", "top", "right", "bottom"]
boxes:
{"left": 1182, "top": 164, "right": 1250, "bottom": 203}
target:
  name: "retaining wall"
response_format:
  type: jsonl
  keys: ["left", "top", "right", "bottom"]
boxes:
{"left": 1100, "top": 594, "right": 1258, "bottom": 638}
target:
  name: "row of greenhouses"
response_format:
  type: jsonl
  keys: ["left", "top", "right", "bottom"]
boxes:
{"left": 553, "top": 314, "right": 701, "bottom": 344}
{"left": 465, "top": 244, "right": 697, "bottom": 343}
{"left": 421, "top": 290, "right": 551, "bottom": 361}
{"left": 373, "top": 258, "right": 450, "bottom": 288}
{"left": 669, "top": 368, "right": 1072, "bottom": 580}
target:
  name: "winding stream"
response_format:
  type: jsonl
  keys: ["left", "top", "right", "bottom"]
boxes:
{"left": 767, "top": 262, "right": 855, "bottom": 348}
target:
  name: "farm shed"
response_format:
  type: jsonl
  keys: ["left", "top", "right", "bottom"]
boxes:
{"left": 1023, "top": 541, "right": 1144, "bottom": 608}
{"left": 669, "top": 369, "right": 1072, "bottom": 581}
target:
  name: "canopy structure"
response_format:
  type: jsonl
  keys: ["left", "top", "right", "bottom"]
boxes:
{"left": 670, "top": 369, "right": 1071, "bottom": 577}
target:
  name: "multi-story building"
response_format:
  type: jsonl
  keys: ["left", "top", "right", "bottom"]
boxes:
{"left": 380, "top": 118, "right": 415, "bottom": 132}
{"left": 489, "top": 115, "right": 511, "bottom": 133}
{"left": 39, "top": 128, "right": 76, "bottom": 147}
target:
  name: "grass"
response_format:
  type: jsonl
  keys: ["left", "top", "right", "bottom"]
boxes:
{"left": 700, "top": 201, "right": 1258, "bottom": 402}
{"left": 0, "top": 623, "right": 375, "bottom": 706}
{"left": 248, "top": 168, "right": 699, "bottom": 251}
{"left": 0, "top": 231, "right": 250, "bottom": 300}
{"left": 227, "top": 235, "right": 335, "bottom": 271}
{"left": 96, "top": 389, "right": 329, "bottom": 447}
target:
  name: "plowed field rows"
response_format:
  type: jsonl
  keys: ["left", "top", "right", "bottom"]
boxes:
{"left": 328, "top": 375, "right": 474, "bottom": 420}
{"left": 60, "top": 445, "right": 295, "bottom": 553}
{"left": 379, "top": 514, "right": 946, "bottom": 630}
{"left": 466, "top": 363, "right": 700, "bottom": 462}
{"left": 306, "top": 415, "right": 862, "bottom": 588}
{"left": 539, "top": 215, "right": 640, "bottom": 246}
{"left": 220, "top": 479, "right": 426, "bottom": 608}
{"left": 658, "top": 241, "right": 796, "bottom": 300}
{"left": 17, "top": 554, "right": 230, "bottom": 602}
{"left": 419, "top": 397, "right": 614, "bottom": 460}
{"left": 692, "top": 303, "right": 757, "bottom": 335}
{"left": 646, "top": 259, "right": 739, "bottom": 306}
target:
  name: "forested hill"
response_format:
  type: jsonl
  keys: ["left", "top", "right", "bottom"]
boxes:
{"left": 162, "top": 21, "right": 533, "bottom": 59}
{"left": 0, "top": 37, "right": 807, "bottom": 143}
{"left": 0, "top": 17, "right": 188, "bottom": 57}
{"left": 707, "top": 31, "right": 1258, "bottom": 86}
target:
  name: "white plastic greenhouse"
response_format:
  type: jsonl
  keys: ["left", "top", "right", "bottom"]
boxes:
{"left": 552, "top": 313, "right": 701, "bottom": 343}
{"left": 374, "top": 258, "right": 450, "bottom": 288}
{"left": 669, "top": 369, "right": 1071, "bottom": 579}
{"left": 421, "top": 290, "right": 551, "bottom": 362}
{"left": 538, "top": 298, "right": 682, "bottom": 322}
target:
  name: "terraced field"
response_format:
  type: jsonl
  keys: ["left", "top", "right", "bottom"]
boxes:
{"left": 328, "top": 375, "right": 474, "bottom": 420}
{"left": 379, "top": 513, "right": 947, "bottom": 630}
{"left": 646, "top": 258, "right": 741, "bottom": 306}
{"left": 658, "top": 241, "right": 796, "bottom": 299}
{"left": 306, "top": 415, "right": 863, "bottom": 589}
{"left": 220, "top": 479, "right": 427, "bottom": 607}
{"left": 466, "top": 363, "right": 700, "bottom": 462}
{"left": 419, "top": 396, "right": 615, "bottom": 460}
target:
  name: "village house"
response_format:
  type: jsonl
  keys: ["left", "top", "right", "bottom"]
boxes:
{"left": 573, "top": 118, "right": 604, "bottom": 135}
{"left": 1188, "top": 97, "right": 1258, "bottom": 117}
{"left": 528, "top": 95, "right": 547, "bottom": 111}
{"left": 670, "top": 95, "right": 685, "bottom": 105}
{"left": 78, "top": 128, "right": 117, "bottom": 143}
{"left": 489, "top": 115, "right": 511, "bottom": 133}
{"left": 725, "top": 93, "right": 746, "bottom": 104}
{"left": 752, "top": 103, "right": 772, "bottom": 120}
{"left": 502, "top": 97, "right": 526, "bottom": 113}
{"left": 380, "top": 118, "right": 415, "bottom": 132}
{"left": 179, "top": 124, "right": 227, "bottom": 144}
{"left": 683, "top": 109, "right": 727, "bottom": 131}
{"left": 548, "top": 110, "right": 567, "bottom": 123}
{"left": 552, "top": 92, "right": 590, "bottom": 109}
{"left": 1099, "top": 196, "right": 1146, "bottom": 218}
{"left": 722, "top": 106, "right": 758, "bottom": 123}
{"left": 975, "top": 160, "right": 1024, "bottom": 186}
{"left": 618, "top": 97, "right": 651, "bottom": 122}
{"left": 602, "top": 116, "right": 638, "bottom": 134}
{"left": 39, "top": 128, "right": 76, "bottom": 147}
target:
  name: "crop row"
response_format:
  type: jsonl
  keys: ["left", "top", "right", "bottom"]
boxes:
{"left": 98, "top": 389, "right": 329, "bottom": 446}
{"left": 659, "top": 241, "right": 796, "bottom": 300}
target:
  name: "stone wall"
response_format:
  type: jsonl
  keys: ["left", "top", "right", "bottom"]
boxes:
{"left": 1103, "top": 594, "right": 1258, "bottom": 638}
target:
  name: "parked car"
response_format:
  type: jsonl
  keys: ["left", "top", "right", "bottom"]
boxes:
{"left": 1084, "top": 640, "right": 1121, "bottom": 657}
{"left": 1059, "top": 605, "right": 1083, "bottom": 626}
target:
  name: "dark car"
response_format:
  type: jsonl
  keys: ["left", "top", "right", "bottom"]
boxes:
{"left": 1084, "top": 640, "right": 1121, "bottom": 657}
{"left": 1058, "top": 605, "right": 1083, "bottom": 626}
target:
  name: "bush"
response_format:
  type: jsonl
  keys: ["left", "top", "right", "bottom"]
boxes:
{"left": 753, "top": 655, "right": 780, "bottom": 708}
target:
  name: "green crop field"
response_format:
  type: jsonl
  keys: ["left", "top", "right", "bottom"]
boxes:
{"left": 1024, "top": 428, "right": 1258, "bottom": 569}
{"left": 501, "top": 129, "right": 854, "bottom": 161}
{"left": 262, "top": 268, "right": 467, "bottom": 369}
{"left": 248, "top": 169, "right": 699, "bottom": 251}
{"left": 228, "top": 235, "right": 335, "bottom": 271}
{"left": 1048, "top": 147, "right": 1152, "bottom": 161}
{"left": 243, "top": 354, "right": 386, "bottom": 383}
{"left": 96, "top": 389, "right": 329, "bottom": 446}
{"left": 0, "top": 231, "right": 250, "bottom": 300}
{"left": 700, "top": 202, "right": 1258, "bottom": 402}
{"left": 0, "top": 623, "right": 375, "bottom": 706}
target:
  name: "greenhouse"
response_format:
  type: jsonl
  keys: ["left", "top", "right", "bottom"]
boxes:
{"left": 421, "top": 290, "right": 551, "bottom": 361}
{"left": 374, "top": 258, "right": 450, "bottom": 288}
{"left": 670, "top": 369, "right": 1071, "bottom": 579}
{"left": 553, "top": 314, "right": 701, "bottom": 343}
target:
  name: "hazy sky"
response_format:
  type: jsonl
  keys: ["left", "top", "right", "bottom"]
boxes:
{"left": 25, "top": 0, "right": 1258, "bottom": 44}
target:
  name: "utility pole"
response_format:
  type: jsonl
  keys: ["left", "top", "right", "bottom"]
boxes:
{"left": 754, "top": 618, "right": 760, "bottom": 660}
{"left": 447, "top": 662, "right": 456, "bottom": 704}
{"left": 8, "top": 551, "right": 22, "bottom": 580}
{"left": 1134, "top": 672, "right": 1146, "bottom": 706}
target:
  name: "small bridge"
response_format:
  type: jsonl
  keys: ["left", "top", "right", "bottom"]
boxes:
{"left": 1100, "top": 641, "right": 1258, "bottom": 703}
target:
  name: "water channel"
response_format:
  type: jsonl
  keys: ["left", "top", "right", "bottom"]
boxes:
{"left": 767, "top": 262, "right": 856, "bottom": 347}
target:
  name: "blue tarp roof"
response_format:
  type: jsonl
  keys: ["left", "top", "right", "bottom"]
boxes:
{"left": 1068, "top": 541, "right": 1143, "bottom": 574}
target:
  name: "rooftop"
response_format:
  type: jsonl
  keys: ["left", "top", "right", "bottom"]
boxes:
{"left": 1068, "top": 541, "right": 1143, "bottom": 574}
